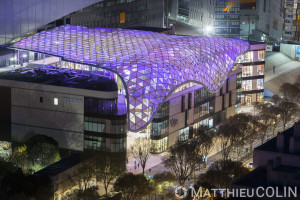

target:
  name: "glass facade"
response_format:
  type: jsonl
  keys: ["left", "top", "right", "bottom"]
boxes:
{"left": 214, "top": 0, "right": 240, "bottom": 37}
{"left": 242, "top": 80, "right": 252, "bottom": 91}
{"left": 194, "top": 88, "right": 215, "bottom": 105}
{"left": 84, "top": 117, "right": 106, "bottom": 133}
{"left": 194, "top": 101, "right": 215, "bottom": 120}
{"left": 153, "top": 102, "right": 169, "bottom": 118}
{"left": 111, "top": 119, "right": 127, "bottom": 134}
{"left": 151, "top": 120, "right": 169, "bottom": 137}
{"left": 193, "top": 117, "right": 214, "bottom": 130}
{"left": 84, "top": 97, "right": 118, "bottom": 115}
{"left": 150, "top": 137, "right": 168, "bottom": 153}
{"left": 84, "top": 135, "right": 106, "bottom": 151}
{"left": 179, "top": 127, "right": 190, "bottom": 141}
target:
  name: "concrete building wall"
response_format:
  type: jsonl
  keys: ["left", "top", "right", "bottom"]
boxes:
{"left": 0, "top": 0, "right": 104, "bottom": 45}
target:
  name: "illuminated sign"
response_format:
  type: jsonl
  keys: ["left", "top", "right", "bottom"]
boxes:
{"left": 120, "top": 12, "right": 125, "bottom": 24}
{"left": 224, "top": 1, "right": 237, "bottom": 13}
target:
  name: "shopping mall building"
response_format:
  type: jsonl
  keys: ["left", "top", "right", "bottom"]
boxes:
{"left": 0, "top": 25, "right": 265, "bottom": 153}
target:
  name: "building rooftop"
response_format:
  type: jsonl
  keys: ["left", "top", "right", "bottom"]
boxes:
{"left": 255, "top": 124, "right": 300, "bottom": 155}
{"left": 35, "top": 153, "right": 81, "bottom": 176}
{"left": 10, "top": 25, "right": 249, "bottom": 132}
{"left": 0, "top": 65, "right": 118, "bottom": 92}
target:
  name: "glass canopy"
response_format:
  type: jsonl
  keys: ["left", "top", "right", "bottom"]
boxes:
{"left": 11, "top": 25, "right": 249, "bottom": 131}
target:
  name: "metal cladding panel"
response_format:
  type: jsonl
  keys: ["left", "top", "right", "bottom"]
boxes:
{"left": 0, "top": 0, "right": 103, "bottom": 45}
{"left": 11, "top": 25, "right": 249, "bottom": 132}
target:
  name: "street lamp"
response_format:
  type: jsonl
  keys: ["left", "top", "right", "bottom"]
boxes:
{"left": 205, "top": 26, "right": 213, "bottom": 36}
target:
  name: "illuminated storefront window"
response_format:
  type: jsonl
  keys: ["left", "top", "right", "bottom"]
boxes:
{"left": 258, "top": 50, "right": 265, "bottom": 61}
{"left": 151, "top": 137, "right": 168, "bottom": 153}
{"left": 237, "top": 51, "right": 253, "bottom": 63}
{"left": 242, "top": 65, "right": 253, "bottom": 77}
{"left": 257, "top": 92, "right": 264, "bottom": 102}
{"left": 241, "top": 94, "right": 252, "bottom": 105}
{"left": 257, "top": 65, "right": 264, "bottom": 75}
{"left": 151, "top": 120, "right": 169, "bottom": 136}
{"left": 242, "top": 80, "right": 252, "bottom": 91}
{"left": 193, "top": 117, "right": 214, "bottom": 130}
{"left": 179, "top": 127, "right": 189, "bottom": 141}
{"left": 257, "top": 79, "right": 264, "bottom": 90}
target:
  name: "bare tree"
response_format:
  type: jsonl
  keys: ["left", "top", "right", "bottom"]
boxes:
{"left": 96, "top": 155, "right": 125, "bottom": 194}
{"left": 76, "top": 160, "right": 96, "bottom": 192}
{"left": 218, "top": 123, "right": 233, "bottom": 161}
{"left": 246, "top": 116, "right": 260, "bottom": 152}
{"left": 279, "top": 83, "right": 300, "bottom": 102}
{"left": 255, "top": 102, "right": 274, "bottom": 144}
{"left": 278, "top": 100, "right": 299, "bottom": 130}
{"left": 227, "top": 114, "right": 251, "bottom": 159}
{"left": 163, "top": 140, "right": 202, "bottom": 186}
{"left": 129, "top": 137, "right": 152, "bottom": 175}
{"left": 270, "top": 105, "right": 281, "bottom": 137}
{"left": 193, "top": 126, "right": 213, "bottom": 167}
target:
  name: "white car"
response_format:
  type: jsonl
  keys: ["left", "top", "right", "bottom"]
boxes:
{"left": 247, "top": 162, "right": 254, "bottom": 169}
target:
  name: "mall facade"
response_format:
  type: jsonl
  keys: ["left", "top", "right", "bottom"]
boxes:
{"left": 0, "top": 25, "right": 265, "bottom": 153}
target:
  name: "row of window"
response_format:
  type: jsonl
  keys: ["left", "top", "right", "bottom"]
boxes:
{"left": 242, "top": 65, "right": 264, "bottom": 77}
{"left": 151, "top": 120, "right": 169, "bottom": 136}
{"left": 194, "top": 100, "right": 215, "bottom": 120}
{"left": 84, "top": 136, "right": 126, "bottom": 152}
{"left": 194, "top": 88, "right": 215, "bottom": 105}
{"left": 84, "top": 97, "right": 118, "bottom": 115}
{"left": 242, "top": 79, "right": 264, "bottom": 91}
{"left": 179, "top": 127, "right": 189, "bottom": 141}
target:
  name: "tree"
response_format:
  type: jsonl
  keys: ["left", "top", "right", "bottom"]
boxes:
{"left": 26, "top": 134, "right": 61, "bottom": 171}
{"left": 193, "top": 126, "right": 213, "bottom": 166}
{"left": 279, "top": 83, "right": 300, "bottom": 102}
{"left": 113, "top": 173, "right": 150, "bottom": 200}
{"left": 226, "top": 114, "right": 251, "bottom": 159}
{"left": 163, "top": 140, "right": 203, "bottom": 186}
{"left": 246, "top": 116, "right": 260, "bottom": 152}
{"left": 270, "top": 105, "right": 281, "bottom": 137}
{"left": 1, "top": 170, "right": 52, "bottom": 200}
{"left": 218, "top": 123, "right": 233, "bottom": 161}
{"left": 277, "top": 100, "right": 299, "bottom": 130}
{"left": 254, "top": 102, "right": 274, "bottom": 144}
{"left": 198, "top": 160, "right": 249, "bottom": 190}
{"left": 76, "top": 160, "right": 96, "bottom": 192}
{"left": 153, "top": 172, "right": 176, "bottom": 198}
{"left": 10, "top": 144, "right": 28, "bottom": 170}
{"left": 96, "top": 155, "right": 126, "bottom": 194}
{"left": 129, "top": 137, "right": 152, "bottom": 174}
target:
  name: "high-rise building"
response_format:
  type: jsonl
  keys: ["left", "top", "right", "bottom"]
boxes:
{"left": 70, "top": 0, "right": 165, "bottom": 29}
{"left": 256, "top": 0, "right": 300, "bottom": 42}
{"left": 213, "top": 0, "right": 241, "bottom": 38}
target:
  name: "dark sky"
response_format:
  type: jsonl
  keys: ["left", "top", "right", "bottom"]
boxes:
{"left": 240, "top": 0, "right": 256, "bottom": 9}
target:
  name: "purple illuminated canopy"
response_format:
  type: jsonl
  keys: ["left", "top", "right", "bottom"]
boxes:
{"left": 11, "top": 25, "right": 249, "bottom": 131}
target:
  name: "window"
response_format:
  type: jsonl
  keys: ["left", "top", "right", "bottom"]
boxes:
{"left": 84, "top": 117, "right": 106, "bottom": 133}
{"left": 179, "top": 127, "right": 189, "bottom": 141}
{"left": 242, "top": 66, "right": 253, "bottom": 77}
{"left": 151, "top": 120, "right": 169, "bottom": 136}
{"left": 194, "top": 88, "right": 215, "bottom": 105}
{"left": 194, "top": 101, "right": 215, "bottom": 120}
{"left": 242, "top": 80, "right": 252, "bottom": 91}
{"left": 188, "top": 93, "right": 192, "bottom": 109}
{"left": 257, "top": 65, "right": 264, "bottom": 75}
{"left": 54, "top": 98, "right": 58, "bottom": 105}
{"left": 181, "top": 95, "right": 185, "bottom": 112}
{"left": 40, "top": 97, "right": 43, "bottom": 103}
{"left": 256, "top": 79, "right": 264, "bottom": 90}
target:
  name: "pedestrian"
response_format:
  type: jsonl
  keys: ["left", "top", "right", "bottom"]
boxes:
{"left": 137, "top": 163, "right": 140, "bottom": 169}
{"left": 134, "top": 160, "right": 136, "bottom": 166}
{"left": 273, "top": 65, "right": 275, "bottom": 73}
{"left": 134, "top": 165, "right": 137, "bottom": 170}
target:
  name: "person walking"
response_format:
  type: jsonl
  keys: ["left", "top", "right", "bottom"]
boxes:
{"left": 273, "top": 65, "right": 276, "bottom": 73}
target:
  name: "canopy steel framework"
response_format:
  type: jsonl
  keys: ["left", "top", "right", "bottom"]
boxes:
{"left": 11, "top": 25, "right": 249, "bottom": 131}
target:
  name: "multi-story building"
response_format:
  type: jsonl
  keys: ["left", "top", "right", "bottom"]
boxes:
{"left": 240, "top": 8, "right": 256, "bottom": 40}
{"left": 234, "top": 42, "right": 265, "bottom": 105}
{"left": 70, "top": 0, "right": 164, "bottom": 29}
{"left": 214, "top": 0, "right": 241, "bottom": 38}
{"left": 0, "top": 25, "right": 252, "bottom": 153}
{"left": 169, "top": 0, "right": 215, "bottom": 33}
{"left": 0, "top": 63, "right": 126, "bottom": 153}
{"left": 233, "top": 122, "right": 300, "bottom": 196}
{"left": 256, "top": 0, "right": 300, "bottom": 42}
